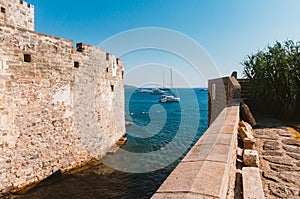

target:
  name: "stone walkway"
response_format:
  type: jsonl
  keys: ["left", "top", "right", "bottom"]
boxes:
{"left": 253, "top": 116, "right": 300, "bottom": 199}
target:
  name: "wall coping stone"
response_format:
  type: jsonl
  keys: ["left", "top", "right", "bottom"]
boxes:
{"left": 242, "top": 167, "right": 265, "bottom": 199}
{"left": 152, "top": 100, "right": 240, "bottom": 199}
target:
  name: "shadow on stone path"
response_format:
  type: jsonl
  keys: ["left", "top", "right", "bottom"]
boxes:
{"left": 253, "top": 115, "right": 300, "bottom": 199}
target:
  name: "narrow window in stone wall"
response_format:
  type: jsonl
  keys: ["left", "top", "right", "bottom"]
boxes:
{"left": 111, "top": 85, "right": 114, "bottom": 92}
{"left": 212, "top": 83, "right": 216, "bottom": 100}
{"left": 106, "top": 67, "right": 109, "bottom": 73}
{"left": 20, "top": 0, "right": 23, "bottom": 4}
{"left": 27, "top": 3, "right": 30, "bottom": 8}
{"left": 112, "top": 59, "right": 117, "bottom": 77}
{"left": 106, "top": 53, "right": 110, "bottom": 61}
{"left": 74, "top": 62, "right": 79, "bottom": 68}
{"left": 122, "top": 71, "right": 124, "bottom": 79}
{"left": 24, "top": 54, "right": 31, "bottom": 62}
{"left": 1, "top": 7, "right": 6, "bottom": 14}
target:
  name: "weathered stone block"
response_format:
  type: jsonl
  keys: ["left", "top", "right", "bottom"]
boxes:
{"left": 262, "top": 151, "right": 283, "bottom": 156}
{"left": 263, "top": 156, "right": 293, "bottom": 166}
{"left": 287, "top": 153, "right": 300, "bottom": 160}
{"left": 283, "top": 145, "right": 300, "bottom": 153}
{"left": 243, "top": 149, "right": 259, "bottom": 167}
{"left": 269, "top": 184, "right": 298, "bottom": 198}
{"left": 263, "top": 143, "right": 280, "bottom": 151}
{"left": 270, "top": 164, "right": 294, "bottom": 172}
{"left": 239, "top": 120, "right": 252, "bottom": 131}
{"left": 262, "top": 170, "right": 279, "bottom": 182}
{"left": 242, "top": 167, "right": 265, "bottom": 199}
{"left": 282, "top": 139, "right": 300, "bottom": 146}
{"left": 244, "top": 138, "right": 256, "bottom": 150}
{"left": 238, "top": 126, "right": 254, "bottom": 142}
{"left": 240, "top": 102, "right": 257, "bottom": 127}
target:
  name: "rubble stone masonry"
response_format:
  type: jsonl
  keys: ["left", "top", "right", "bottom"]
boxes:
{"left": 0, "top": 0, "right": 125, "bottom": 195}
{"left": 0, "top": 0, "right": 34, "bottom": 31}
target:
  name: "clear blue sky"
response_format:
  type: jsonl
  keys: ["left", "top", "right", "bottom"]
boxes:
{"left": 27, "top": 0, "right": 300, "bottom": 87}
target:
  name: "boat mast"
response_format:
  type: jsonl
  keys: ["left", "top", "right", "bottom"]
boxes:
{"left": 170, "top": 68, "right": 179, "bottom": 97}
{"left": 170, "top": 68, "right": 173, "bottom": 88}
{"left": 163, "top": 72, "right": 165, "bottom": 89}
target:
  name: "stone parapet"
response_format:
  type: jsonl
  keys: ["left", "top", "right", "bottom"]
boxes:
{"left": 208, "top": 76, "right": 241, "bottom": 125}
{"left": 152, "top": 100, "right": 240, "bottom": 199}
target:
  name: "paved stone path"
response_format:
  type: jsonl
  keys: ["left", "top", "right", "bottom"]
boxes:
{"left": 253, "top": 117, "right": 300, "bottom": 199}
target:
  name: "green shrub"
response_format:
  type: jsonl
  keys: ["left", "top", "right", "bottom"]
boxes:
{"left": 243, "top": 40, "right": 300, "bottom": 118}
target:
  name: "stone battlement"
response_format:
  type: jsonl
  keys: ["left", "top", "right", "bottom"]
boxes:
{"left": 0, "top": 0, "right": 34, "bottom": 31}
{"left": 0, "top": 0, "right": 125, "bottom": 196}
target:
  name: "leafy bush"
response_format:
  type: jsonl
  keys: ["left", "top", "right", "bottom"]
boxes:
{"left": 243, "top": 40, "right": 300, "bottom": 118}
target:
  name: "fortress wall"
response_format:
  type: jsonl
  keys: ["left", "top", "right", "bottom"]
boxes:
{"left": 0, "top": 24, "right": 125, "bottom": 195}
{"left": 0, "top": 0, "right": 34, "bottom": 31}
{"left": 208, "top": 76, "right": 241, "bottom": 125}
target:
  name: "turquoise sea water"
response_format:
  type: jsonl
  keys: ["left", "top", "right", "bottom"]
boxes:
{"left": 13, "top": 88, "right": 208, "bottom": 199}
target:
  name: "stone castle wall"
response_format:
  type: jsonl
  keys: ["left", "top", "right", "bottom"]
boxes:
{"left": 0, "top": 0, "right": 125, "bottom": 195}
{"left": 208, "top": 76, "right": 241, "bottom": 125}
{"left": 0, "top": 0, "right": 34, "bottom": 31}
